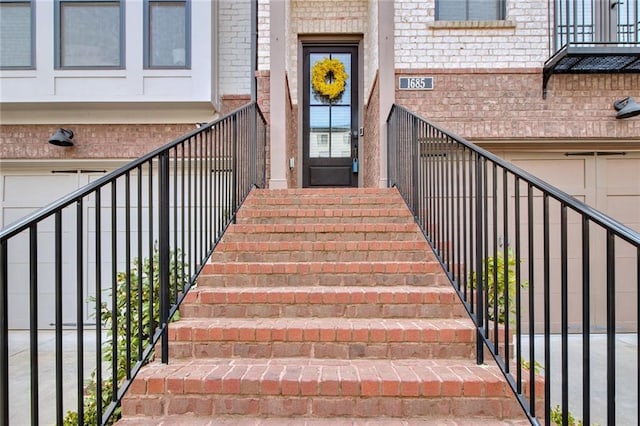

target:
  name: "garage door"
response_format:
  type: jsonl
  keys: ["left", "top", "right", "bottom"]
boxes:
{"left": 1, "top": 168, "right": 110, "bottom": 329}
{"left": 499, "top": 151, "right": 640, "bottom": 332}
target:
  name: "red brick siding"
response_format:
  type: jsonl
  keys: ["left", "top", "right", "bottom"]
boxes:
{"left": 364, "top": 71, "right": 380, "bottom": 188}
{"left": 395, "top": 69, "right": 640, "bottom": 141}
{"left": 0, "top": 124, "right": 194, "bottom": 160}
{"left": 285, "top": 75, "right": 299, "bottom": 188}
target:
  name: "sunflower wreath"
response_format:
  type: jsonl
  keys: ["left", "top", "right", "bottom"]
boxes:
{"left": 311, "top": 57, "right": 348, "bottom": 102}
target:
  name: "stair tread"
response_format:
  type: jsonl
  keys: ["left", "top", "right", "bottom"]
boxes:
{"left": 117, "top": 415, "right": 531, "bottom": 425}
{"left": 202, "top": 261, "right": 442, "bottom": 273}
{"left": 130, "top": 357, "right": 511, "bottom": 397}
{"left": 170, "top": 317, "right": 475, "bottom": 330}
{"left": 214, "top": 240, "right": 431, "bottom": 252}
{"left": 184, "top": 285, "right": 459, "bottom": 301}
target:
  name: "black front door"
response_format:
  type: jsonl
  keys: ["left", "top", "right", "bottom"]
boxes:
{"left": 303, "top": 45, "right": 358, "bottom": 187}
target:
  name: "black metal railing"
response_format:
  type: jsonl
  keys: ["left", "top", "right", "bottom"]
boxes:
{"left": 388, "top": 104, "right": 639, "bottom": 426}
{"left": 553, "top": 0, "right": 639, "bottom": 49}
{"left": 0, "top": 102, "right": 267, "bottom": 425}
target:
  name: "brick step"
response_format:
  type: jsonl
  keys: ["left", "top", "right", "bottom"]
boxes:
{"left": 220, "top": 223, "right": 424, "bottom": 242}
{"left": 242, "top": 195, "right": 405, "bottom": 207}
{"left": 180, "top": 286, "right": 467, "bottom": 319}
{"left": 122, "top": 358, "right": 522, "bottom": 419}
{"left": 166, "top": 317, "right": 476, "bottom": 360}
{"left": 198, "top": 261, "right": 447, "bottom": 287}
{"left": 116, "top": 416, "right": 532, "bottom": 425}
{"left": 209, "top": 240, "right": 433, "bottom": 262}
{"left": 248, "top": 188, "right": 400, "bottom": 197}
{"left": 236, "top": 208, "right": 414, "bottom": 224}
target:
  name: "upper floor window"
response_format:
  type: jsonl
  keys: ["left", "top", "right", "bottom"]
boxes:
{"left": 144, "top": 0, "right": 190, "bottom": 68}
{"left": 55, "top": 0, "right": 125, "bottom": 68}
{"left": 436, "top": 0, "right": 506, "bottom": 21}
{"left": 0, "top": 0, "right": 34, "bottom": 69}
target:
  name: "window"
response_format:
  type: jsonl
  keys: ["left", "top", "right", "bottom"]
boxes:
{"left": 55, "top": 0, "right": 124, "bottom": 68}
{"left": 436, "top": 0, "right": 505, "bottom": 21}
{"left": 144, "top": 0, "right": 190, "bottom": 68}
{"left": 0, "top": 0, "right": 34, "bottom": 68}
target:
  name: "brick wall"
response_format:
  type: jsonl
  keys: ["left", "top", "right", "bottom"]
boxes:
{"left": 0, "top": 124, "right": 194, "bottom": 160}
{"left": 288, "top": 0, "right": 370, "bottom": 102}
{"left": 258, "top": 0, "right": 270, "bottom": 71}
{"left": 285, "top": 76, "right": 299, "bottom": 188}
{"left": 395, "top": 69, "right": 640, "bottom": 141}
{"left": 363, "top": 72, "right": 380, "bottom": 187}
{"left": 256, "top": 70, "right": 271, "bottom": 184}
{"left": 219, "top": 0, "right": 252, "bottom": 97}
{"left": 394, "top": 0, "right": 548, "bottom": 69}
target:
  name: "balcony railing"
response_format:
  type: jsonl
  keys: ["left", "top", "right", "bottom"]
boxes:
{"left": 388, "top": 104, "right": 639, "bottom": 425}
{"left": 543, "top": 0, "right": 640, "bottom": 97}
{"left": 0, "top": 103, "right": 267, "bottom": 425}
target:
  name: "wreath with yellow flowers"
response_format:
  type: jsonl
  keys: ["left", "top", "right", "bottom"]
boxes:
{"left": 311, "top": 57, "right": 348, "bottom": 102}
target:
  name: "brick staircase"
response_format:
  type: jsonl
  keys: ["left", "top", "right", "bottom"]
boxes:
{"left": 119, "top": 188, "right": 528, "bottom": 425}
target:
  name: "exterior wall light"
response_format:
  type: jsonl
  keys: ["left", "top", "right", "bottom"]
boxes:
{"left": 48, "top": 128, "right": 74, "bottom": 146}
{"left": 613, "top": 97, "right": 640, "bottom": 119}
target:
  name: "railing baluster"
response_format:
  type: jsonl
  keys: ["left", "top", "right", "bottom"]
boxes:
{"left": 582, "top": 215, "right": 591, "bottom": 426}
{"left": 29, "top": 225, "right": 39, "bottom": 425}
{"left": 95, "top": 189, "right": 103, "bottom": 424}
{"left": 111, "top": 181, "right": 118, "bottom": 400}
{"left": 543, "top": 194, "right": 551, "bottom": 426}
{"left": 561, "top": 204, "right": 569, "bottom": 425}
{"left": 159, "top": 152, "right": 170, "bottom": 364}
{"left": 606, "top": 230, "right": 616, "bottom": 426}
{"left": 75, "top": 200, "right": 84, "bottom": 423}
{"left": 527, "top": 183, "right": 536, "bottom": 417}
{"left": 0, "top": 239, "right": 8, "bottom": 426}
{"left": 55, "top": 211, "right": 63, "bottom": 425}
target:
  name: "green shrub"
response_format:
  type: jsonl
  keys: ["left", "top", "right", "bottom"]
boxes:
{"left": 63, "top": 248, "right": 187, "bottom": 425}
{"left": 470, "top": 248, "right": 527, "bottom": 324}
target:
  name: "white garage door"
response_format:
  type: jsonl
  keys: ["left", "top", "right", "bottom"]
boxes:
{"left": 1, "top": 168, "right": 110, "bottom": 329}
{"left": 499, "top": 151, "right": 640, "bottom": 332}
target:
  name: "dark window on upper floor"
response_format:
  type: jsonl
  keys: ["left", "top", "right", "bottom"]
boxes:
{"left": 0, "top": 0, "right": 34, "bottom": 69}
{"left": 436, "top": 0, "right": 506, "bottom": 21}
{"left": 55, "top": 0, "right": 125, "bottom": 69}
{"left": 144, "top": 0, "right": 191, "bottom": 69}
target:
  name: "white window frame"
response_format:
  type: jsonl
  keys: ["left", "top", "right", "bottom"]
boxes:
{"left": 0, "top": 0, "right": 35, "bottom": 69}
{"left": 54, "top": 0, "right": 125, "bottom": 69}
{"left": 143, "top": 0, "right": 191, "bottom": 69}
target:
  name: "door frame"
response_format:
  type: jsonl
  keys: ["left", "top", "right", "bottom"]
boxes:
{"left": 299, "top": 39, "right": 362, "bottom": 188}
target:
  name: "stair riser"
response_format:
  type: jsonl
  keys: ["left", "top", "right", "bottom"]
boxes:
{"left": 166, "top": 341, "right": 475, "bottom": 360}
{"left": 222, "top": 232, "right": 423, "bottom": 242}
{"left": 209, "top": 251, "right": 431, "bottom": 262}
{"left": 122, "top": 395, "right": 522, "bottom": 419}
{"left": 180, "top": 303, "right": 467, "bottom": 319}
{"left": 197, "top": 273, "right": 447, "bottom": 287}
{"left": 242, "top": 201, "right": 407, "bottom": 209}
{"left": 237, "top": 216, "right": 414, "bottom": 224}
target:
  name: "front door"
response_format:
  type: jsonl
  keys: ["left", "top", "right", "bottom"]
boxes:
{"left": 303, "top": 45, "right": 358, "bottom": 187}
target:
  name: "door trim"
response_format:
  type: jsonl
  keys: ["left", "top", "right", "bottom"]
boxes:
{"left": 301, "top": 43, "right": 360, "bottom": 188}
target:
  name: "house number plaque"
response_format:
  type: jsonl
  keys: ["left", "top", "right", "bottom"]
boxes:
{"left": 398, "top": 76, "right": 434, "bottom": 90}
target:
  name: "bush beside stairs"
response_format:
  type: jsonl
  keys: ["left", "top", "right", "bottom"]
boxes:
{"left": 118, "top": 188, "right": 529, "bottom": 425}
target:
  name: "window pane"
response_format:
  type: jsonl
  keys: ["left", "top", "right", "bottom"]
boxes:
{"left": 149, "top": 1, "right": 187, "bottom": 67}
{"left": 61, "top": 2, "right": 121, "bottom": 67}
{"left": 0, "top": 3, "right": 32, "bottom": 68}
{"left": 469, "top": 0, "right": 499, "bottom": 20}
{"left": 437, "top": 0, "right": 466, "bottom": 20}
{"left": 437, "top": 0, "right": 501, "bottom": 21}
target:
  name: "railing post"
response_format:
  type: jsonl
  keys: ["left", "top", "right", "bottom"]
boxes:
{"left": 0, "top": 240, "right": 7, "bottom": 426}
{"left": 232, "top": 114, "right": 238, "bottom": 221}
{"left": 475, "top": 155, "right": 484, "bottom": 365}
{"left": 412, "top": 115, "right": 419, "bottom": 216}
{"left": 159, "top": 152, "right": 170, "bottom": 364}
